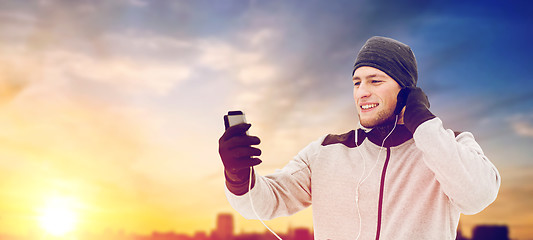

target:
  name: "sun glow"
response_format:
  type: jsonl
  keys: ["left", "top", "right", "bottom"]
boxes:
{"left": 38, "top": 196, "right": 78, "bottom": 236}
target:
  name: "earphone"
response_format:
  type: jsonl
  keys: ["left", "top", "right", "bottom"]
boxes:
{"left": 242, "top": 113, "right": 398, "bottom": 240}
{"left": 354, "top": 115, "right": 398, "bottom": 240}
{"left": 249, "top": 166, "right": 283, "bottom": 240}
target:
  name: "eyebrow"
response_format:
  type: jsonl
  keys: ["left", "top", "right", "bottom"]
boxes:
{"left": 352, "top": 73, "right": 388, "bottom": 81}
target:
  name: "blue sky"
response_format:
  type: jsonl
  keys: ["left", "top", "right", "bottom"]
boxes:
{"left": 0, "top": 0, "right": 532, "bottom": 238}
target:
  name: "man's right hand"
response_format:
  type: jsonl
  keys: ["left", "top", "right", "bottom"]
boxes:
{"left": 218, "top": 123, "right": 262, "bottom": 190}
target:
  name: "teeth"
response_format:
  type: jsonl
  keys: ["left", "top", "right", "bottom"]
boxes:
{"left": 361, "top": 103, "right": 378, "bottom": 110}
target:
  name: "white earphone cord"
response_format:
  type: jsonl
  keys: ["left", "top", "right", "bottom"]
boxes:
{"left": 249, "top": 166, "right": 283, "bottom": 240}
{"left": 248, "top": 115, "right": 397, "bottom": 240}
{"left": 354, "top": 115, "right": 398, "bottom": 240}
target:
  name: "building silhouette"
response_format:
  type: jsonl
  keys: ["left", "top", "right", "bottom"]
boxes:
{"left": 212, "top": 213, "right": 234, "bottom": 240}
{"left": 292, "top": 228, "right": 312, "bottom": 240}
{"left": 472, "top": 225, "right": 509, "bottom": 240}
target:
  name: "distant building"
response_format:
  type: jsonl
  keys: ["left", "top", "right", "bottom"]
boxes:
{"left": 194, "top": 231, "right": 209, "bottom": 240}
{"left": 292, "top": 228, "right": 313, "bottom": 240}
{"left": 151, "top": 231, "right": 189, "bottom": 240}
{"left": 214, "top": 213, "right": 234, "bottom": 240}
{"left": 472, "top": 225, "right": 509, "bottom": 240}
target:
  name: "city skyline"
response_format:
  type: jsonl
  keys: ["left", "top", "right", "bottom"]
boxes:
{"left": 0, "top": 0, "right": 532, "bottom": 240}
{"left": 0, "top": 213, "right": 515, "bottom": 240}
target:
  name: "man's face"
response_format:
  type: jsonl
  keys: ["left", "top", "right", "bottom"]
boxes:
{"left": 353, "top": 66, "right": 401, "bottom": 128}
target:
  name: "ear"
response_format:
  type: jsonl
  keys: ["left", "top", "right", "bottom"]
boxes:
{"left": 397, "top": 107, "right": 405, "bottom": 124}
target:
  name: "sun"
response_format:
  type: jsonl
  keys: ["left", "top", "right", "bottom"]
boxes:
{"left": 38, "top": 196, "right": 78, "bottom": 236}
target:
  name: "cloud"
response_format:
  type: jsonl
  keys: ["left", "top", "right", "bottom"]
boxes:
{"left": 0, "top": 10, "right": 36, "bottom": 26}
{"left": 510, "top": 115, "right": 533, "bottom": 138}
{"left": 128, "top": 0, "right": 148, "bottom": 7}
{"left": 49, "top": 49, "right": 192, "bottom": 96}
{"left": 0, "top": 31, "right": 199, "bottom": 100}
{"left": 0, "top": 58, "right": 35, "bottom": 104}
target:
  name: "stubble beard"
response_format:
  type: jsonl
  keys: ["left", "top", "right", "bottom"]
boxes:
{"left": 359, "top": 108, "right": 397, "bottom": 129}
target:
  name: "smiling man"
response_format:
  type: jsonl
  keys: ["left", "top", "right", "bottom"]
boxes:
{"left": 218, "top": 36, "right": 501, "bottom": 239}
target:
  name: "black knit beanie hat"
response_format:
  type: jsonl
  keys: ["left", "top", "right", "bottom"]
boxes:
{"left": 353, "top": 36, "right": 418, "bottom": 88}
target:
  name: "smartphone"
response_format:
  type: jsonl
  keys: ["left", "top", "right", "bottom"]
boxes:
{"left": 224, "top": 111, "right": 247, "bottom": 130}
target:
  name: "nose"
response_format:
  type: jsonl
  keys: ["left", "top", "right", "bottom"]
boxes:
{"left": 354, "top": 82, "right": 371, "bottom": 101}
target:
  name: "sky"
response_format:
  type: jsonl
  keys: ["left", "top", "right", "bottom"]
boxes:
{"left": 0, "top": 0, "right": 532, "bottom": 239}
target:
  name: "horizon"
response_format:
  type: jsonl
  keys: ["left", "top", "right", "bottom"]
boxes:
{"left": 0, "top": 212, "right": 517, "bottom": 240}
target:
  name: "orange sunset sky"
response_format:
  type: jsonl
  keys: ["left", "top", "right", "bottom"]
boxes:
{"left": 1, "top": 0, "right": 533, "bottom": 239}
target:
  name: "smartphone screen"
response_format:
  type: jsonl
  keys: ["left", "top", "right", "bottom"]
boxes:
{"left": 224, "top": 111, "right": 247, "bottom": 130}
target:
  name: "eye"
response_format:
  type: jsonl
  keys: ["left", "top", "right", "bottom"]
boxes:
{"left": 353, "top": 81, "right": 361, "bottom": 86}
{"left": 372, "top": 80, "right": 383, "bottom": 84}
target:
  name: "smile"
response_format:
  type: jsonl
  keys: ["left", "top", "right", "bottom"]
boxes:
{"left": 361, "top": 103, "right": 378, "bottom": 110}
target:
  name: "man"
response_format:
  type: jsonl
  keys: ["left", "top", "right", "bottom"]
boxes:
{"left": 218, "top": 36, "right": 500, "bottom": 239}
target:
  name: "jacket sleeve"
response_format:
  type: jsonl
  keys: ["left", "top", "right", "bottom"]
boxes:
{"left": 413, "top": 117, "right": 501, "bottom": 215}
{"left": 224, "top": 137, "right": 322, "bottom": 220}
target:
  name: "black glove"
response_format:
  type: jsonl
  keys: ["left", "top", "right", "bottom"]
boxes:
{"left": 394, "top": 87, "right": 411, "bottom": 115}
{"left": 218, "top": 123, "right": 262, "bottom": 195}
{"left": 395, "top": 87, "right": 436, "bottom": 133}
